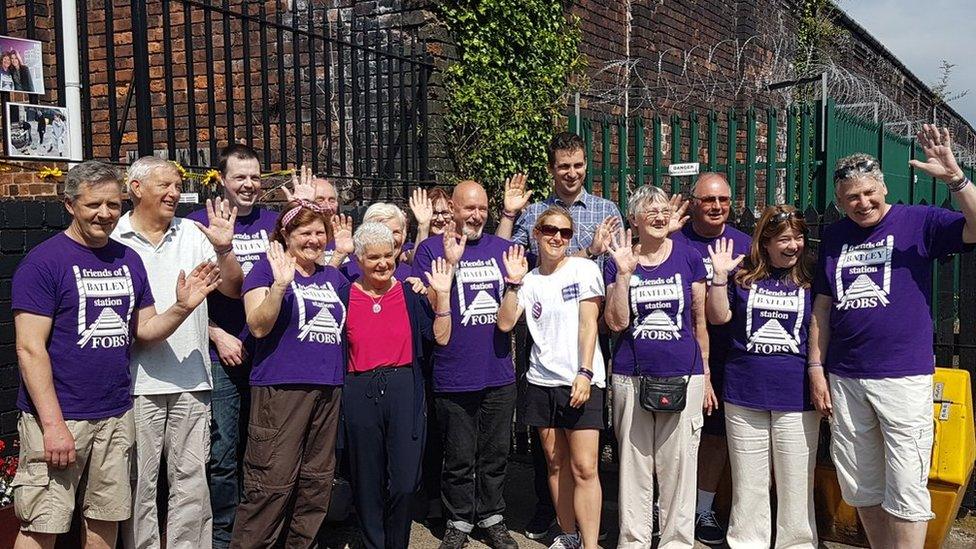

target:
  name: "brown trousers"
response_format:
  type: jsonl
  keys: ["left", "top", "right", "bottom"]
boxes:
{"left": 230, "top": 384, "right": 342, "bottom": 549}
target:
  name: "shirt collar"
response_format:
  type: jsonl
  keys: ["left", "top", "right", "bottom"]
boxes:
{"left": 116, "top": 211, "right": 179, "bottom": 238}
{"left": 549, "top": 188, "right": 592, "bottom": 208}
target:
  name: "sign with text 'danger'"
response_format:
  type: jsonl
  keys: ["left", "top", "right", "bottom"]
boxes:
{"left": 668, "top": 162, "right": 700, "bottom": 177}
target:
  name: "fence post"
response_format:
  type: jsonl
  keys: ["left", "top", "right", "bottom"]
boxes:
{"left": 800, "top": 105, "right": 812, "bottom": 209}
{"left": 746, "top": 108, "right": 757, "bottom": 212}
{"left": 635, "top": 116, "right": 645, "bottom": 190}
{"left": 766, "top": 107, "right": 777, "bottom": 207}
{"left": 785, "top": 106, "right": 796, "bottom": 205}
{"left": 726, "top": 108, "right": 737, "bottom": 202}
{"left": 130, "top": 0, "right": 154, "bottom": 158}
{"left": 618, "top": 116, "right": 629, "bottom": 211}
{"left": 602, "top": 118, "right": 611, "bottom": 200}
{"left": 670, "top": 113, "right": 682, "bottom": 194}
{"left": 653, "top": 116, "right": 663, "bottom": 188}
{"left": 583, "top": 118, "right": 594, "bottom": 193}
{"left": 707, "top": 110, "right": 718, "bottom": 172}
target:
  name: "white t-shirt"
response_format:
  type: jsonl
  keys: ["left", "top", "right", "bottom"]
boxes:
{"left": 112, "top": 213, "right": 217, "bottom": 395}
{"left": 518, "top": 256, "right": 606, "bottom": 388}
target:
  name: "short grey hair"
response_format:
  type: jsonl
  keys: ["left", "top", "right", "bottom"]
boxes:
{"left": 834, "top": 153, "right": 885, "bottom": 188}
{"left": 126, "top": 156, "right": 180, "bottom": 189}
{"left": 627, "top": 184, "right": 671, "bottom": 218}
{"left": 63, "top": 161, "right": 123, "bottom": 201}
{"left": 353, "top": 221, "right": 395, "bottom": 257}
{"left": 363, "top": 202, "right": 407, "bottom": 230}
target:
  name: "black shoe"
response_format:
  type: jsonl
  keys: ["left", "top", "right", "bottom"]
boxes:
{"left": 524, "top": 509, "right": 556, "bottom": 540}
{"left": 694, "top": 510, "right": 726, "bottom": 545}
{"left": 485, "top": 523, "right": 519, "bottom": 549}
{"left": 439, "top": 526, "right": 469, "bottom": 549}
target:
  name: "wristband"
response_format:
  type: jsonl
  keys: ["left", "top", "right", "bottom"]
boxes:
{"left": 948, "top": 176, "right": 971, "bottom": 193}
{"left": 434, "top": 310, "right": 451, "bottom": 318}
{"left": 214, "top": 244, "right": 233, "bottom": 256}
{"left": 501, "top": 210, "right": 518, "bottom": 220}
{"left": 505, "top": 281, "right": 522, "bottom": 292}
{"left": 807, "top": 362, "right": 823, "bottom": 369}
{"left": 577, "top": 368, "right": 594, "bottom": 380}
{"left": 710, "top": 280, "right": 728, "bottom": 287}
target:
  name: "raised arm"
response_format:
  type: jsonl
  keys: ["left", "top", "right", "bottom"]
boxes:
{"left": 408, "top": 188, "right": 433, "bottom": 263}
{"left": 328, "top": 214, "right": 355, "bottom": 268}
{"left": 14, "top": 312, "right": 75, "bottom": 469}
{"left": 808, "top": 294, "right": 833, "bottom": 418}
{"left": 604, "top": 229, "right": 636, "bottom": 332}
{"left": 705, "top": 237, "right": 744, "bottom": 325}
{"left": 496, "top": 244, "right": 528, "bottom": 332}
{"left": 194, "top": 198, "right": 243, "bottom": 298}
{"left": 134, "top": 261, "right": 221, "bottom": 344}
{"left": 244, "top": 242, "right": 295, "bottom": 338}
{"left": 496, "top": 173, "right": 532, "bottom": 240}
{"left": 910, "top": 124, "right": 976, "bottom": 243}
{"left": 424, "top": 257, "right": 455, "bottom": 345}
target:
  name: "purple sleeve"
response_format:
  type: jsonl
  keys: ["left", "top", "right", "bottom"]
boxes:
{"left": 689, "top": 247, "right": 708, "bottom": 282}
{"left": 242, "top": 257, "right": 274, "bottom": 295}
{"left": 813, "top": 234, "right": 833, "bottom": 297}
{"left": 11, "top": 257, "right": 57, "bottom": 317}
{"left": 185, "top": 207, "right": 208, "bottom": 225}
{"left": 412, "top": 240, "right": 434, "bottom": 281}
{"left": 603, "top": 255, "right": 618, "bottom": 287}
{"left": 923, "top": 206, "right": 969, "bottom": 259}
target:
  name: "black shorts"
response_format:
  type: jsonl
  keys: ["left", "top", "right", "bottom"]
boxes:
{"left": 522, "top": 383, "right": 605, "bottom": 430}
{"left": 703, "top": 361, "right": 726, "bottom": 436}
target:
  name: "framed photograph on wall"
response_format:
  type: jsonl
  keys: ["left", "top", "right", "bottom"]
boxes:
{"left": 0, "top": 35, "right": 45, "bottom": 95}
{"left": 5, "top": 102, "right": 70, "bottom": 160}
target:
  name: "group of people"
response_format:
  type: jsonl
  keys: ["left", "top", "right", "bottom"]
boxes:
{"left": 8, "top": 125, "right": 973, "bottom": 549}
{"left": 0, "top": 49, "right": 34, "bottom": 92}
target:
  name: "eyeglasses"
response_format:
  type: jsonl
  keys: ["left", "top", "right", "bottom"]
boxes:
{"left": 692, "top": 195, "right": 731, "bottom": 205}
{"left": 432, "top": 210, "right": 451, "bottom": 218}
{"left": 537, "top": 224, "right": 574, "bottom": 239}
{"left": 770, "top": 210, "right": 804, "bottom": 225}
{"left": 833, "top": 159, "right": 878, "bottom": 182}
{"left": 637, "top": 208, "right": 673, "bottom": 220}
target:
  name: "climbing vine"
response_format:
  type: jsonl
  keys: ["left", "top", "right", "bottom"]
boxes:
{"left": 437, "top": 0, "right": 585, "bottom": 199}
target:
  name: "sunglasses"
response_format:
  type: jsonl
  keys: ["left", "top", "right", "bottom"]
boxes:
{"left": 834, "top": 159, "right": 878, "bottom": 182}
{"left": 692, "top": 195, "right": 731, "bottom": 205}
{"left": 770, "top": 210, "right": 803, "bottom": 225}
{"left": 537, "top": 224, "right": 574, "bottom": 240}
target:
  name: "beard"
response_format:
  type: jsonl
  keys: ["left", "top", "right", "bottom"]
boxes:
{"left": 461, "top": 223, "right": 484, "bottom": 240}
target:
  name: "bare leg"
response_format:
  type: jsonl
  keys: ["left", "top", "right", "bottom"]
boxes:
{"left": 82, "top": 518, "right": 118, "bottom": 549}
{"left": 888, "top": 514, "right": 927, "bottom": 549}
{"left": 856, "top": 505, "right": 889, "bottom": 548}
{"left": 13, "top": 532, "right": 56, "bottom": 549}
{"left": 567, "top": 429, "right": 602, "bottom": 549}
{"left": 539, "top": 427, "right": 575, "bottom": 535}
{"left": 696, "top": 433, "right": 727, "bottom": 502}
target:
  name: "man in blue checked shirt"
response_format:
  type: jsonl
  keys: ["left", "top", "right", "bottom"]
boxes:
{"left": 496, "top": 131, "right": 621, "bottom": 541}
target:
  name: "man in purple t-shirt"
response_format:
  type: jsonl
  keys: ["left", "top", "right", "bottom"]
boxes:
{"left": 187, "top": 144, "right": 278, "bottom": 548}
{"left": 413, "top": 181, "right": 519, "bottom": 549}
{"left": 670, "top": 172, "right": 751, "bottom": 546}
{"left": 10, "top": 161, "right": 219, "bottom": 548}
{"left": 810, "top": 125, "right": 976, "bottom": 548}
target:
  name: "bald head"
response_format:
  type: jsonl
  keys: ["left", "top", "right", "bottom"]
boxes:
{"left": 451, "top": 180, "right": 489, "bottom": 239}
{"left": 689, "top": 172, "right": 732, "bottom": 237}
{"left": 691, "top": 172, "right": 731, "bottom": 197}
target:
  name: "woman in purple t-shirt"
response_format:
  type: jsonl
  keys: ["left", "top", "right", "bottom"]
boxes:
{"left": 706, "top": 205, "right": 818, "bottom": 548}
{"left": 604, "top": 184, "right": 715, "bottom": 548}
{"left": 232, "top": 200, "right": 349, "bottom": 546}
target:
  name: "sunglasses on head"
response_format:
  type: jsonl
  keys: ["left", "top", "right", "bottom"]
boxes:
{"left": 537, "top": 224, "right": 574, "bottom": 240}
{"left": 770, "top": 210, "right": 804, "bottom": 225}
{"left": 834, "top": 159, "right": 878, "bottom": 182}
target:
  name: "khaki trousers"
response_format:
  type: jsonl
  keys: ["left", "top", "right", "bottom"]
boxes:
{"left": 612, "top": 374, "right": 704, "bottom": 549}
{"left": 725, "top": 403, "right": 820, "bottom": 549}
{"left": 123, "top": 391, "right": 212, "bottom": 549}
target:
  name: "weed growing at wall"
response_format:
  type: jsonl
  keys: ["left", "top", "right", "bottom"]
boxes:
{"left": 437, "top": 1, "right": 585, "bottom": 199}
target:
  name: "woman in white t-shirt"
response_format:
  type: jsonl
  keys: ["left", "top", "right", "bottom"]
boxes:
{"left": 498, "top": 206, "right": 605, "bottom": 549}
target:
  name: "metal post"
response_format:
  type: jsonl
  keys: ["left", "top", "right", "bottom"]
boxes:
{"left": 130, "top": 0, "right": 154, "bottom": 157}
{"left": 59, "top": 0, "right": 83, "bottom": 162}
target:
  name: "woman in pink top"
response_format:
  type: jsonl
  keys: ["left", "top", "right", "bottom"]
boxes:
{"left": 340, "top": 222, "right": 454, "bottom": 549}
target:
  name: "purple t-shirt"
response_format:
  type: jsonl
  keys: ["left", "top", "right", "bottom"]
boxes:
{"left": 338, "top": 254, "right": 414, "bottom": 282}
{"left": 242, "top": 258, "right": 349, "bottom": 386}
{"left": 186, "top": 206, "right": 279, "bottom": 363}
{"left": 412, "top": 233, "right": 514, "bottom": 392}
{"left": 604, "top": 240, "right": 708, "bottom": 377}
{"left": 672, "top": 224, "right": 752, "bottom": 369}
{"left": 12, "top": 233, "right": 154, "bottom": 419}
{"left": 723, "top": 276, "right": 812, "bottom": 412}
{"left": 813, "top": 204, "right": 970, "bottom": 379}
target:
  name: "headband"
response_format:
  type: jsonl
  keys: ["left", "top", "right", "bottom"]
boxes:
{"left": 281, "top": 199, "right": 328, "bottom": 228}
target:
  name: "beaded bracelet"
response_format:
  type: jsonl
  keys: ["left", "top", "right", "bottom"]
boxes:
{"left": 948, "top": 176, "right": 972, "bottom": 194}
{"left": 577, "top": 368, "right": 594, "bottom": 380}
{"left": 435, "top": 310, "right": 451, "bottom": 318}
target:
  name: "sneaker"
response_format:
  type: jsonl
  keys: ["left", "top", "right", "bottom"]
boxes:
{"left": 485, "top": 523, "right": 519, "bottom": 549}
{"left": 548, "top": 532, "right": 582, "bottom": 549}
{"left": 439, "top": 526, "right": 469, "bottom": 549}
{"left": 694, "top": 510, "right": 726, "bottom": 545}
{"left": 524, "top": 509, "right": 556, "bottom": 540}
{"left": 652, "top": 504, "right": 660, "bottom": 537}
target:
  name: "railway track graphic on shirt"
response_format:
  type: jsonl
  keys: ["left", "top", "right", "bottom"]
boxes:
{"left": 629, "top": 274, "right": 684, "bottom": 340}
{"left": 73, "top": 265, "right": 136, "bottom": 349}
{"left": 834, "top": 235, "right": 893, "bottom": 310}
{"left": 232, "top": 231, "right": 269, "bottom": 276}
{"left": 745, "top": 286, "right": 804, "bottom": 354}
{"left": 455, "top": 258, "right": 504, "bottom": 326}
{"left": 292, "top": 281, "right": 345, "bottom": 343}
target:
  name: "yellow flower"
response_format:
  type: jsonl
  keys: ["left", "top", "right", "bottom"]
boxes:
{"left": 37, "top": 166, "right": 64, "bottom": 179}
{"left": 171, "top": 161, "right": 188, "bottom": 179}
{"left": 202, "top": 169, "right": 221, "bottom": 189}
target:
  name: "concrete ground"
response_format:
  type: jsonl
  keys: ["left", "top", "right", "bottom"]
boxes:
{"left": 319, "top": 459, "right": 976, "bottom": 549}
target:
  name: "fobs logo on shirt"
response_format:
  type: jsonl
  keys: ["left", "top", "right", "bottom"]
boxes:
{"left": 746, "top": 286, "right": 804, "bottom": 354}
{"left": 232, "top": 231, "right": 269, "bottom": 276}
{"left": 629, "top": 273, "right": 684, "bottom": 341}
{"left": 292, "top": 281, "right": 346, "bottom": 344}
{"left": 834, "top": 235, "right": 893, "bottom": 311}
{"left": 455, "top": 258, "right": 504, "bottom": 326}
{"left": 73, "top": 265, "right": 136, "bottom": 349}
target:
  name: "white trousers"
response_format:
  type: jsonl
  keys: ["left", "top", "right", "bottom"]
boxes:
{"left": 122, "top": 391, "right": 213, "bottom": 549}
{"left": 612, "top": 374, "right": 704, "bottom": 549}
{"left": 725, "top": 403, "right": 820, "bottom": 549}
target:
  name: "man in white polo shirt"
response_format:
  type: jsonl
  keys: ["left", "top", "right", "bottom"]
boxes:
{"left": 114, "top": 156, "right": 243, "bottom": 549}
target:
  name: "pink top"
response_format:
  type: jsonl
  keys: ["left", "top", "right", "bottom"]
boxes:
{"left": 347, "top": 281, "right": 413, "bottom": 373}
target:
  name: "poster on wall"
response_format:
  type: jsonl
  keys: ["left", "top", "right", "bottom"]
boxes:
{"left": 5, "top": 102, "right": 70, "bottom": 159}
{"left": 0, "top": 35, "right": 44, "bottom": 94}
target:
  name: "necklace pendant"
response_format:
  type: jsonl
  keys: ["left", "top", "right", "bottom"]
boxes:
{"left": 372, "top": 303, "right": 382, "bottom": 314}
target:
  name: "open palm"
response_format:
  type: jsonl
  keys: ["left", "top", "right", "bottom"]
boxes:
{"left": 608, "top": 228, "right": 637, "bottom": 275}
{"left": 909, "top": 124, "right": 964, "bottom": 183}
{"left": 267, "top": 241, "right": 296, "bottom": 287}
{"left": 176, "top": 261, "right": 221, "bottom": 310}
